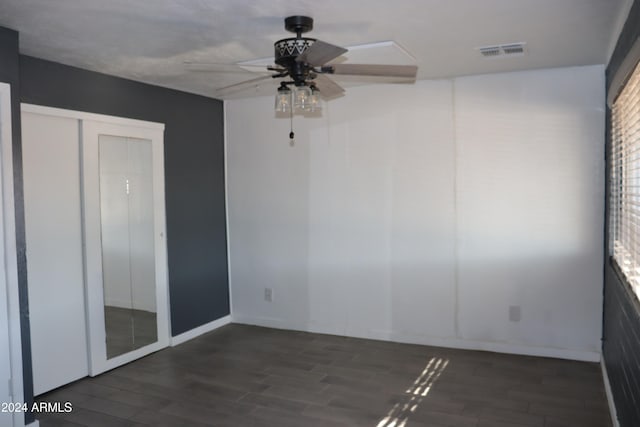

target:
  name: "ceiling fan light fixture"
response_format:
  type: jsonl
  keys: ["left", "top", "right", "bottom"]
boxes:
{"left": 209, "top": 14, "right": 417, "bottom": 128}
{"left": 293, "top": 85, "right": 312, "bottom": 112}
{"left": 309, "top": 86, "right": 321, "bottom": 112}
{"left": 275, "top": 85, "right": 292, "bottom": 112}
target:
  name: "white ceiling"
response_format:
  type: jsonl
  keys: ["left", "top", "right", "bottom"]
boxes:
{"left": 0, "top": 0, "right": 632, "bottom": 99}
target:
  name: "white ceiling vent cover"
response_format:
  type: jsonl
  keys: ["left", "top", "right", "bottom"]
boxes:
{"left": 477, "top": 42, "right": 527, "bottom": 59}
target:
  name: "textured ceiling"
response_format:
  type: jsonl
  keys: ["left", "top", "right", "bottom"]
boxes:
{"left": 0, "top": 0, "right": 632, "bottom": 99}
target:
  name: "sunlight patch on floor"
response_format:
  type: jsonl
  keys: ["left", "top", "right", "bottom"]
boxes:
{"left": 376, "top": 356, "right": 448, "bottom": 427}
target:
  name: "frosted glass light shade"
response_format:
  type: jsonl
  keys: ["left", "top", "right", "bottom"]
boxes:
{"left": 309, "top": 89, "right": 321, "bottom": 112}
{"left": 275, "top": 87, "right": 291, "bottom": 113}
{"left": 294, "top": 86, "right": 312, "bottom": 111}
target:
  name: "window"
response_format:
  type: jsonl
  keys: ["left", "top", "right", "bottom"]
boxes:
{"left": 611, "top": 60, "right": 640, "bottom": 295}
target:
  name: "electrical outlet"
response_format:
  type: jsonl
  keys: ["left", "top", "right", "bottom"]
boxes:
{"left": 264, "top": 288, "right": 273, "bottom": 302}
{"left": 509, "top": 305, "right": 521, "bottom": 322}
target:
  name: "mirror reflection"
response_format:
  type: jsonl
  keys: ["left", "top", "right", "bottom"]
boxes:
{"left": 99, "top": 135, "right": 157, "bottom": 359}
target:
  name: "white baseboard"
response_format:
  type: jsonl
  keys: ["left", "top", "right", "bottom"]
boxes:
{"left": 389, "top": 331, "right": 601, "bottom": 362}
{"left": 170, "top": 315, "right": 231, "bottom": 346}
{"left": 601, "top": 358, "right": 620, "bottom": 427}
{"left": 231, "top": 314, "right": 299, "bottom": 331}
{"left": 231, "top": 314, "right": 601, "bottom": 362}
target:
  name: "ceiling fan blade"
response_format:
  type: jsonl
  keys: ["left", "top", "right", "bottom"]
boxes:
{"left": 215, "top": 75, "right": 275, "bottom": 96}
{"left": 313, "top": 74, "right": 345, "bottom": 99}
{"left": 184, "top": 61, "right": 276, "bottom": 74}
{"left": 329, "top": 63, "right": 418, "bottom": 79}
{"left": 297, "top": 40, "right": 347, "bottom": 66}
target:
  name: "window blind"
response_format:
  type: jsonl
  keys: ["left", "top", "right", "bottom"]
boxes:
{"left": 611, "top": 59, "right": 640, "bottom": 295}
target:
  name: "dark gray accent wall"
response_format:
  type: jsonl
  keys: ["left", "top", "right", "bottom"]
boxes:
{"left": 19, "top": 56, "right": 230, "bottom": 336}
{"left": 0, "top": 26, "right": 35, "bottom": 425}
{"left": 603, "top": 266, "right": 640, "bottom": 425}
{"left": 603, "top": 1, "right": 640, "bottom": 426}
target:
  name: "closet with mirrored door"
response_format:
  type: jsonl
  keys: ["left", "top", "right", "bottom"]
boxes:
{"left": 22, "top": 105, "right": 169, "bottom": 395}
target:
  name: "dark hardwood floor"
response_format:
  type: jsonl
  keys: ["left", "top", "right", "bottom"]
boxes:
{"left": 36, "top": 324, "right": 612, "bottom": 426}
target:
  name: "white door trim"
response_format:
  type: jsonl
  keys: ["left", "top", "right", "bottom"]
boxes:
{"left": 20, "top": 101, "right": 169, "bottom": 382}
{"left": 21, "top": 104, "right": 164, "bottom": 131}
{"left": 81, "top": 120, "right": 170, "bottom": 375}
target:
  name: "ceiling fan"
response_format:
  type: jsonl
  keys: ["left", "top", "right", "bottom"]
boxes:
{"left": 188, "top": 16, "right": 418, "bottom": 140}
{"left": 191, "top": 15, "right": 418, "bottom": 100}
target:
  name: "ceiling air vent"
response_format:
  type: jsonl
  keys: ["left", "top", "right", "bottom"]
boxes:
{"left": 478, "top": 46, "right": 501, "bottom": 57}
{"left": 477, "top": 42, "right": 527, "bottom": 59}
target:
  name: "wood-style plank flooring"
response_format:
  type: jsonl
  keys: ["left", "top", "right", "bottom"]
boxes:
{"left": 36, "top": 324, "right": 612, "bottom": 426}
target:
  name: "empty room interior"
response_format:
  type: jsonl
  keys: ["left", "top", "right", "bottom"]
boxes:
{"left": 1, "top": 0, "right": 640, "bottom": 426}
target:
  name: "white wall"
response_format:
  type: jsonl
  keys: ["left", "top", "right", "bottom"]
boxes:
{"left": 455, "top": 69, "right": 605, "bottom": 354}
{"left": 226, "top": 65, "right": 605, "bottom": 361}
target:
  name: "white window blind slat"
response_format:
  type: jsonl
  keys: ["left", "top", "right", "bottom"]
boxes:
{"left": 611, "top": 59, "right": 640, "bottom": 296}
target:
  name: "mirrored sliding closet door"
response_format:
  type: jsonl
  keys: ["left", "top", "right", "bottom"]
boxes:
{"left": 23, "top": 105, "right": 169, "bottom": 393}
{"left": 82, "top": 120, "right": 169, "bottom": 375}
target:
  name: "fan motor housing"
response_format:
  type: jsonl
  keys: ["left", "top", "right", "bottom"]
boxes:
{"left": 274, "top": 38, "right": 316, "bottom": 65}
{"left": 275, "top": 15, "right": 317, "bottom": 84}
{"left": 274, "top": 37, "right": 316, "bottom": 83}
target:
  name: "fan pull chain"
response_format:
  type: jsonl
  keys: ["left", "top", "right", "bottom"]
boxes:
{"left": 289, "top": 103, "right": 295, "bottom": 145}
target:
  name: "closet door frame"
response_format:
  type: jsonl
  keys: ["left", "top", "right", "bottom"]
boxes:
{"left": 82, "top": 120, "right": 169, "bottom": 375}
{"left": 21, "top": 104, "right": 169, "bottom": 376}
